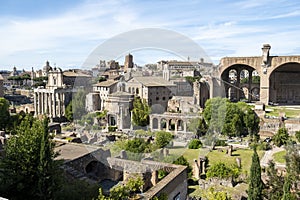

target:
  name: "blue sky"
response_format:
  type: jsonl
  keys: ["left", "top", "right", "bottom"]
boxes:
{"left": 1, "top": 0, "right": 300, "bottom": 70}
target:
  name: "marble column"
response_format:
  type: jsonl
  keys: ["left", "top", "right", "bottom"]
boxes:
{"left": 57, "top": 93, "right": 61, "bottom": 117}
{"left": 53, "top": 92, "right": 56, "bottom": 118}
{"left": 49, "top": 93, "right": 52, "bottom": 118}
{"left": 41, "top": 92, "right": 45, "bottom": 115}
{"left": 45, "top": 93, "right": 49, "bottom": 115}
{"left": 62, "top": 93, "right": 65, "bottom": 116}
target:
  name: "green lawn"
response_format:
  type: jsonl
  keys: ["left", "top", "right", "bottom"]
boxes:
{"left": 168, "top": 147, "right": 265, "bottom": 174}
{"left": 265, "top": 106, "right": 300, "bottom": 118}
{"left": 273, "top": 150, "right": 286, "bottom": 164}
{"left": 206, "top": 149, "right": 265, "bottom": 173}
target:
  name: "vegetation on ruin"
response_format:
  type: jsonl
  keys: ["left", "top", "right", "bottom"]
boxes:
{"left": 97, "top": 175, "right": 144, "bottom": 200}
{"left": 295, "top": 130, "right": 300, "bottom": 143}
{"left": 206, "top": 162, "right": 240, "bottom": 180}
{"left": 202, "top": 187, "right": 232, "bottom": 200}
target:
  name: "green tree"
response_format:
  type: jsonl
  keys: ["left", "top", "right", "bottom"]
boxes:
{"left": 284, "top": 143, "right": 300, "bottom": 199}
{"left": 97, "top": 175, "right": 144, "bottom": 200}
{"left": 188, "top": 139, "right": 202, "bottom": 149}
{"left": 72, "top": 89, "right": 87, "bottom": 121}
{"left": 264, "top": 160, "right": 284, "bottom": 200}
{"left": 273, "top": 128, "right": 289, "bottom": 147}
{"left": 155, "top": 131, "right": 173, "bottom": 148}
{"left": 203, "top": 187, "right": 232, "bottom": 200}
{"left": 65, "top": 101, "right": 73, "bottom": 121}
{"left": 172, "top": 156, "right": 192, "bottom": 178}
{"left": 206, "top": 162, "right": 240, "bottom": 179}
{"left": 203, "top": 97, "right": 228, "bottom": 134}
{"left": 281, "top": 174, "right": 295, "bottom": 200}
{"left": 295, "top": 130, "right": 300, "bottom": 143}
{"left": 0, "top": 98, "right": 10, "bottom": 131}
{"left": 188, "top": 117, "right": 207, "bottom": 137}
{"left": 248, "top": 147, "right": 263, "bottom": 200}
{"left": 0, "top": 116, "right": 62, "bottom": 199}
{"left": 132, "top": 97, "right": 150, "bottom": 126}
{"left": 125, "top": 138, "right": 149, "bottom": 153}
{"left": 244, "top": 107, "right": 260, "bottom": 141}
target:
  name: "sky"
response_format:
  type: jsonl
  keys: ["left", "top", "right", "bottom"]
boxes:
{"left": 1, "top": 0, "right": 300, "bottom": 71}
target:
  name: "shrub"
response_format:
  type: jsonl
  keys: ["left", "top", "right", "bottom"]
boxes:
{"left": 188, "top": 139, "right": 202, "bottom": 149}
{"left": 155, "top": 131, "right": 173, "bottom": 148}
{"left": 206, "top": 162, "right": 240, "bottom": 179}
{"left": 295, "top": 130, "right": 300, "bottom": 143}
{"left": 272, "top": 128, "right": 289, "bottom": 147}
{"left": 215, "top": 139, "right": 227, "bottom": 146}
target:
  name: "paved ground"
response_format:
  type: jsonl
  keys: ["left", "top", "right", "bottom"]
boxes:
{"left": 260, "top": 146, "right": 285, "bottom": 167}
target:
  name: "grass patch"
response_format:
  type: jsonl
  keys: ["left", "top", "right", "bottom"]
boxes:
{"left": 273, "top": 150, "right": 286, "bottom": 164}
{"left": 265, "top": 106, "right": 300, "bottom": 118}
{"left": 206, "top": 149, "right": 265, "bottom": 173}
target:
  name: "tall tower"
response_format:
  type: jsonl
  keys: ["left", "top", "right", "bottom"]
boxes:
{"left": 124, "top": 54, "right": 133, "bottom": 72}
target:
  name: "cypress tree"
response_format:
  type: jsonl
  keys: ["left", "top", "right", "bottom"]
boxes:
{"left": 248, "top": 146, "right": 263, "bottom": 200}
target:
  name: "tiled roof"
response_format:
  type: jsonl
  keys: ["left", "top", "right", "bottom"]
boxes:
{"left": 132, "top": 76, "right": 175, "bottom": 87}
{"left": 93, "top": 80, "right": 118, "bottom": 87}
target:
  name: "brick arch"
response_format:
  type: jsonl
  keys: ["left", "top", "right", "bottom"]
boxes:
{"left": 268, "top": 62, "right": 300, "bottom": 104}
{"left": 268, "top": 60, "right": 300, "bottom": 75}
{"left": 220, "top": 64, "right": 258, "bottom": 102}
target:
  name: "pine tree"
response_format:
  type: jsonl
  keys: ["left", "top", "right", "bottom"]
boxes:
{"left": 281, "top": 174, "right": 295, "bottom": 200}
{"left": 0, "top": 116, "right": 62, "bottom": 199}
{"left": 248, "top": 147, "right": 263, "bottom": 200}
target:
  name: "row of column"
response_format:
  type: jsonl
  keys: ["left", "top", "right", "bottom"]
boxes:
{"left": 34, "top": 91, "right": 65, "bottom": 118}
{"left": 150, "top": 117, "right": 188, "bottom": 133}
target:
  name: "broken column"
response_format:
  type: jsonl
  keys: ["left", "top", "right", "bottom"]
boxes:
{"left": 193, "top": 159, "right": 200, "bottom": 179}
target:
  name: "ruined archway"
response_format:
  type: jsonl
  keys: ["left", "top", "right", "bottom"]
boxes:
{"left": 269, "top": 62, "right": 300, "bottom": 104}
{"left": 221, "top": 64, "right": 258, "bottom": 102}
{"left": 152, "top": 118, "right": 158, "bottom": 129}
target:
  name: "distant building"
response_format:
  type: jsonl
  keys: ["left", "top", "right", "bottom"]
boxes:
{"left": 91, "top": 80, "right": 118, "bottom": 111}
{"left": 0, "top": 74, "right": 3, "bottom": 97}
{"left": 126, "top": 76, "right": 176, "bottom": 113}
{"left": 124, "top": 54, "right": 133, "bottom": 72}
{"left": 34, "top": 66, "right": 91, "bottom": 121}
{"left": 104, "top": 79, "right": 134, "bottom": 130}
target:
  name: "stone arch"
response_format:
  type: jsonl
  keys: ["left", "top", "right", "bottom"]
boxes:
{"left": 85, "top": 160, "right": 99, "bottom": 175}
{"left": 108, "top": 114, "right": 116, "bottom": 126}
{"left": 269, "top": 62, "right": 300, "bottom": 104}
{"left": 252, "top": 70, "right": 260, "bottom": 84}
{"left": 240, "top": 69, "right": 250, "bottom": 84}
{"left": 221, "top": 64, "right": 257, "bottom": 102}
{"left": 228, "top": 87, "right": 236, "bottom": 101}
{"left": 169, "top": 119, "right": 176, "bottom": 131}
{"left": 152, "top": 118, "right": 159, "bottom": 129}
{"left": 251, "top": 87, "right": 260, "bottom": 101}
{"left": 228, "top": 69, "right": 237, "bottom": 83}
{"left": 177, "top": 119, "right": 184, "bottom": 131}
{"left": 160, "top": 118, "right": 167, "bottom": 129}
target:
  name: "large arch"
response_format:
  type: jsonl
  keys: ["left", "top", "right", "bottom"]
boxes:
{"left": 221, "top": 64, "right": 259, "bottom": 102}
{"left": 269, "top": 62, "right": 300, "bottom": 104}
